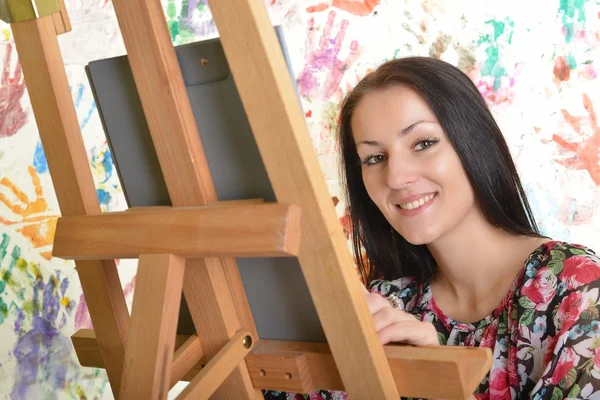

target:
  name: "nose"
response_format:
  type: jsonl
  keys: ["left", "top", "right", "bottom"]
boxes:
{"left": 386, "top": 154, "right": 417, "bottom": 189}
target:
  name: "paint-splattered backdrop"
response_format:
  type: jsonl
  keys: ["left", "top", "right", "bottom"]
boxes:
{"left": 1, "top": 0, "right": 599, "bottom": 398}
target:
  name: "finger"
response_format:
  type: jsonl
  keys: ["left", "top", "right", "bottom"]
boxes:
{"left": 378, "top": 320, "right": 439, "bottom": 347}
{"left": 372, "top": 307, "right": 417, "bottom": 332}
{"left": 365, "top": 292, "right": 391, "bottom": 314}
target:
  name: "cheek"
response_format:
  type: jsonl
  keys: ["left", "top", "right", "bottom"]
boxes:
{"left": 362, "top": 169, "right": 387, "bottom": 204}
{"left": 434, "top": 150, "right": 475, "bottom": 204}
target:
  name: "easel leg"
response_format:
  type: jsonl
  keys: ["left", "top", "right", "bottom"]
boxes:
{"left": 10, "top": 16, "right": 130, "bottom": 398}
{"left": 120, "top": 254, "right": 186, "bottom": 400}
{"left": 183, "top": 258, "right": 263, "bottom": 399}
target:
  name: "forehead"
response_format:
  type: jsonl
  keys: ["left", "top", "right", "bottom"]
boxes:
{"left": 351, "top": 85, "right": 437, "bottom": 139}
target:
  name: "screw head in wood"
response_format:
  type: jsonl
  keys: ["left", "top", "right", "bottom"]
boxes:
{"left": 243, "top": 335, "right": 252, "bottom": 349}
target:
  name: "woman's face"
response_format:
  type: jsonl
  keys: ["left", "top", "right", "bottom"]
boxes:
{"left": 351, "top": 85, "right": 477, "bottom": 245}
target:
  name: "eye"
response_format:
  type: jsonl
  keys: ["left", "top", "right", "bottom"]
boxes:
{"left": 413, "top": 138, "right": 439, "bottom": 151}
{"left": 361, "top": 154, "right": 387, "bottom": 165}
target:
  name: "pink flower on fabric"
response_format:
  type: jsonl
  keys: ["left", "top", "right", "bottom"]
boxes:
{"left": 594, "top": 347, "right": 600, "bottom": 371}
{"left": 489, "top": 364, "right": 511, "bottom": 399}
{"left": 555, "top": 291, "right": 585, "bottom": 335}
{"left": 481, "top": 321, "right": 498, "bottom": 349}
{"left": 521, "top": 268, "right": 557, "bottom": 310}
{"left": 551, "top": 347, "right": 580, "bottom": 384}
{"left": 544, "top": 335, "right": 559, "bottom": 366}
{"left": 560, "top": 256, "right": 600, "bottom": 290}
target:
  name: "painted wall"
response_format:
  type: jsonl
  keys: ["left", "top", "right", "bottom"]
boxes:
{"left": 0, "top": 0, "right": 598, "bottom": 398}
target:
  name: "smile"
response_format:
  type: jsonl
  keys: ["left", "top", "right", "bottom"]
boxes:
{"left": 397, "top": 193, "right": 436, "bottom": 210}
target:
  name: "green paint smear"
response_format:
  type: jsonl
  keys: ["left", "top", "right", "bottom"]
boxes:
{"left": 0, "top": 297, "right": 7, "bottom": 324}
{"left": 566, "top": 53, "right": 578, "bottom": 69}
{"left": 0, "top": 233, "right": 37, "bottom": 325}
{"left": 1, "top": 233, "right": 9, "bottom": 261}
{"left": 477, "top": 19, "right": 514, "bottom": 91}
{"left": 166, "top": 0, "right": 204, "bottom": 45}
{"left": 559, "top": 0, "right": 587, "bottom": 43}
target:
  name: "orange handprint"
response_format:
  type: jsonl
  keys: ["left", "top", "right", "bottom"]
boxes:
{"left": 552, "top": 94, "right": 600, "bottom": 185}
{"left": 0, "top": 166, "right": 59, "bottom": 260}
{"left": 0, "top": 41, "right": 28, "bottom": 138}
{"left": 307, "top": 0, "right": 380, "bottom": 16}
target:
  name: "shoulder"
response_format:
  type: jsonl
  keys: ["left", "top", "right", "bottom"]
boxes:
{"left": 518, "top": 240, "right": 600, "bottom": 321}
{"left": 521, "top": 240, "right": 600, "bottom": 293}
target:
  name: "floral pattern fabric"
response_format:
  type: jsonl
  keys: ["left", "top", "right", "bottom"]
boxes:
{"left": 262, "top": 241, "right": 600, "bottom": 399}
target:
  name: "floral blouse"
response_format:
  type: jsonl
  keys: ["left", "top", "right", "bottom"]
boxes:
{"left": 262, "top": 241, "right": 600, "bottom": 399}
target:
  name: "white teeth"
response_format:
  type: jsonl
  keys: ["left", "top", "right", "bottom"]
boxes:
{"left": 398, "top": 194, "right": 434, "bottom": 210}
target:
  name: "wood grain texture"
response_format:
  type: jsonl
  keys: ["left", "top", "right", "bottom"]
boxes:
{"left": 205, "top": 0, "right": 399, "bottom": 397}
{"left": 109, "top": 0, "right": 261, "bottom": 397}
{"left": 72, "top": 331, "right": 493, "bottom": 399}
{"left": 53, "top": 203, "right": 301, "bottom": 259}
{"left": 10, "top": 16, "right": 128, "bottom": 398}
{"left": 247, "top": 352, "right": 313, "bottom": 393}
{"left": 52, "top": 0, "right": 71, "bottom": 34}
{"left": 178, "top": 330, "right": 254, "bottom": 400}
{"left": 170, "top": 335, "right": 203, "bottom": 388}
{"left": 119, "top": 254, "right": 186, "bottom": 400}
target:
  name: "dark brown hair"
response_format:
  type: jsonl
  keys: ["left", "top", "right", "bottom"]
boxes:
{"left": 337, "top": 57, "right": 541, "bottom": 285}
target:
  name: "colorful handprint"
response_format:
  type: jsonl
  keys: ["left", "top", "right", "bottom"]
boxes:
{"left": 552, "top": 93, "right": 600, "bottom": 186}
{"left": 296, "top": 10, "right": 360, "bottom": 102}
{"left": 0, "top": 41, "right": 28, "bottom": 138}
{"left": 0, "top": 166, "right": 59, "bottom": 260}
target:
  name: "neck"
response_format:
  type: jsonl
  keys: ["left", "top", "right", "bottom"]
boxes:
{"left": 427, "top": 208, "right": 546, "bottom": 303}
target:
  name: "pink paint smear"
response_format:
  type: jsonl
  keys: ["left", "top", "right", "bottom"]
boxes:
{"left": 0, "top": 42, "right": 28, "bottom": 138}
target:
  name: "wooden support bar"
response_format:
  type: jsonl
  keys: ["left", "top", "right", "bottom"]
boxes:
{"left": 247, "top": 351, "right": 313, "bottom": 393}
{"left": 170, "top": 335, "right": 203, "bottom": 388}
{"left": 110, "top": 0, "right": 261, "bottom": 397}
{"left": 123, "top": 199, "right": 264, "bottom": 213}
{"left": 120, "top": 254, "right": 186, "bottom": 400}
{"left": 52, "top": 203, "right": 301, "bottom": 259}
{"left": 51, "top": 0, "right": 71, "bottom": 34}
{"left": 178, "top": 330, "right": 255, "bottom": 399}
{"left": 72, "top": 331, "right": 493, "bottom": 400}
{"left": 206, "top": 1, "right": 398, "bottom": 398}
{"left": 10, "top": 16, "right": 128, "bottom": 398}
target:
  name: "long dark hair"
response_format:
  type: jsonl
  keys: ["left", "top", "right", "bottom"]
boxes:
{"left": 337, "top": 57, "right": 542, "bottom": 285}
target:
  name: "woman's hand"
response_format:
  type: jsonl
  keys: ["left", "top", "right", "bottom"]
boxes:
{"left": 365, "top": 292, "right": 439, "bottom": 347}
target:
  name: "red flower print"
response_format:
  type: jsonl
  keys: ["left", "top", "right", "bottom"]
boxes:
{"left": 489, "top": 364, "right": 512, "bottom": 400}
{"left": 560, "top": 256, "right": 600, "bottom": 290}
{"left": 555, "top": 291, "right": 585, "bottom": 335}
{"left": 551, "top": 347, "right": 579, "bottom": 384}
{"left": 521, "top": 268, "right": 558, "bottom": 310}
{"left": 481, "top": 321, "right": 498, "bottom": 349}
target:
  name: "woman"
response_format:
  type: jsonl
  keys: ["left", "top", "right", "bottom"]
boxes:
{"left": 264, "top": 57, "right": 600, "bottom": 399}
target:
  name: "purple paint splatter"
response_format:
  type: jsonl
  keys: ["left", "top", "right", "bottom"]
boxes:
{"left": 296, "top": 10, "right": 359, "bottom": 102}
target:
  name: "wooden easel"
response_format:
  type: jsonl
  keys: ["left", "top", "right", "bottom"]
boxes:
{"left": 4, "top": 0, "right": 493, "bottom": 398}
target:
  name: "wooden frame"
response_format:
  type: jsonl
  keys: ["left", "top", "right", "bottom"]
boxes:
{"left": 5, "top": 0, "right": 494, "bottom": 399}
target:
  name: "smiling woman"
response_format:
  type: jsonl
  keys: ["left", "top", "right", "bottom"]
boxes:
{"left": 264, "top": 57, "right": 600, "bottom": 399}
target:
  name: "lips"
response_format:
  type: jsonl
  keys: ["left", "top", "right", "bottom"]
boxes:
{"left": 396, "top": 193, "right": 437, "bottom": 210}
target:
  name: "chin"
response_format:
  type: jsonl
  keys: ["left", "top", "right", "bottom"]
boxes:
{"left": 397, "top": 226, "right": 441, "bottom": 246}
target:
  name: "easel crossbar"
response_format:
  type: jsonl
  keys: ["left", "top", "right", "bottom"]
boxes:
{"left": 72, "top": 329, "right": 493, "bottom": 400}
{"left": 52, "top": 203, "right": 301, "bottom": 259}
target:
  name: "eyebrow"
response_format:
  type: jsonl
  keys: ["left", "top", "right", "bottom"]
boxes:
{"left": 356, "top": 120, "right": 426, "bottom": 147}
